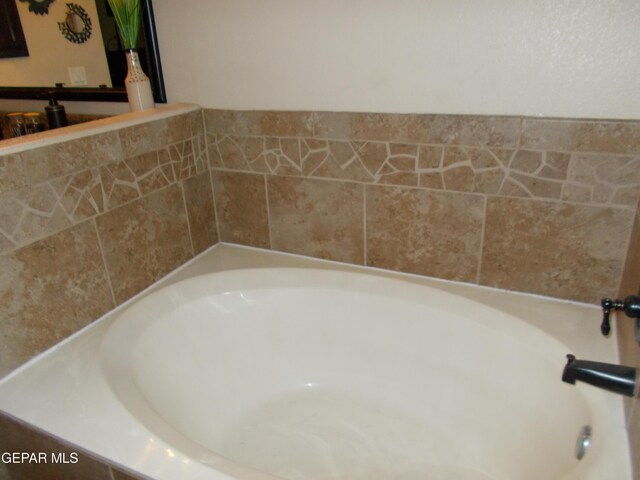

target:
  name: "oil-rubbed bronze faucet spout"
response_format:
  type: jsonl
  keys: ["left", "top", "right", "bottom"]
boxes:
{"left": 562, "top": 354, "right": 638, "bottom": 397}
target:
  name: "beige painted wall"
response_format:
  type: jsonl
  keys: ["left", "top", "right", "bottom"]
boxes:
{"left": 0, "top": 0, "right": 112, "bottom": 88}
{"left": 154, "top": 0, "right": 640, "bottom": 119}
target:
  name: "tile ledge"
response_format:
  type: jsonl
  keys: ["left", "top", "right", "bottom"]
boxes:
{"left": 0, "top": 103, "right": 200, "bottom": 156}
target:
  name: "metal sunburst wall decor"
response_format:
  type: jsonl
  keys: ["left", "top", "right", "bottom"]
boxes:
{"left": 58, "top": 3, "right": 92, "bottom": 44}
{"left": 19, "top": 0, "right": 56, "bottom": 16}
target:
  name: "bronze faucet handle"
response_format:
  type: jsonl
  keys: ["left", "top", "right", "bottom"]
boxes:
{"left": 600, "top": 297, "right": 638, "bottom": 337}
{"left": 600, "top": 298, "right": 621, "bottom": 337}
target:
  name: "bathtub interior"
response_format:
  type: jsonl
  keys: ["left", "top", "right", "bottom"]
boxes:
{"left": 100, "top": 268, "right": 607, "bottom": 480}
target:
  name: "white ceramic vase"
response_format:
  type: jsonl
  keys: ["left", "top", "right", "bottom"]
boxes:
{"left": 125, "top": 49, "right": 155, "bottom": 112}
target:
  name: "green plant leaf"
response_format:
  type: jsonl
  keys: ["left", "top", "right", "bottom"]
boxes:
{"left": 107, "top": 0, "right": 141, "bottom": 49}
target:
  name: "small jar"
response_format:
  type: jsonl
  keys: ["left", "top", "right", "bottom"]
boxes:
{"left": 24, "top": 113, "right": 43, "bottom": 134}
{"left": 8, "top": 113, "right": 26, "bottom": 138}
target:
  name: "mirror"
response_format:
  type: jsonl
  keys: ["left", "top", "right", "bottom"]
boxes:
{"left": 19, "top": 0, "right": 55, "bottom": 16}
{"left": 58, "top": 3, "right": 92, "bottom": 44}
{"left": 0, "top": 0, "right": 166, "bottom": 103}
{"left": 0, "top": 0, "right": 29, "bottom": 58}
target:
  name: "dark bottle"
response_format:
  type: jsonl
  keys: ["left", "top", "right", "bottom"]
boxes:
{"left": 45, "top": 93, "right": 68, "bottom": 129}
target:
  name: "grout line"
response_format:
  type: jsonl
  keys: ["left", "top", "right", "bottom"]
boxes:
{"left": 92, "top": 217, "right": 117, "bottom": 308}
{"left": 209, "top": 168, "right": 222, "bottom": 245}
{"left": 475, "top": 195, "right": 489, "bottom": 285}
{"left": 200, "top": 108, "right": 208, "bottom": 138}
{"left": 517, "top": 116, "right": 524, "bottom": 148}
{"left": 179, "top": 180, "right": 196, "bottom": 258}
{"left": 201, "top": 108, "right": 222, "bottom": 244}
{"left": 264, "top": 174, "right": 273, "bottom": 249}
{"left": 363, "top": 184, "right": 368, "bottom": 266}
{"left": 108, "top": 466, "right": 116, "bottom": 480}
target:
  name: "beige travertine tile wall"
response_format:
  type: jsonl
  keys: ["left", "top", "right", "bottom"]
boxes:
{"left": 0, "top": 109, "right": 217, "bottom": 378}
{"left": 205, "top": 109, "right": 639, "bottom": 305}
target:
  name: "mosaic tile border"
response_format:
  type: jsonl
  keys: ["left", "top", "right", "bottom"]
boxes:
{"left": 208, "top": 134, "right": 640, "bottom": 208}
{"left": 0, "top": 136, "right": 206, "bottom": 255}
{"left": 0, "top": 111, "right": 208, "bottom": 255}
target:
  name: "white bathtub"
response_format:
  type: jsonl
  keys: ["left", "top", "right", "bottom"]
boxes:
{"left": 0, "top": 245, "right": 632, "bottom": 480}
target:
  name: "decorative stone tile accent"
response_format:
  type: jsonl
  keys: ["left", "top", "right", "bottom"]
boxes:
{"left": 193, "top": 131, "right": 209, "bottom": 174}
{"left": 267, "top": 176, "right": 365, "bottom": 264}
{"left": 210, "top": 136, "right": 258, "bottom": 171}
{"left": 480, "top": 197, "right": 633, "bottom": 303}
{"left": 95, "top": 184, "right": 194, "bottom": 304}
{"left": 0, "top": 138, "right": 201, "bottom": 255}
{"left": 0, "top": 184, "right": 73, "bottom": 251}
{"left": 303, "top": 140, "right": 374, "bottom": 182}
{"left": 211, "top": 171, "right": 270, "bottom": 248}
{"left": 0, "top": 221, "right": 114, "bottom": 376}
{"left": 366, "top": 185, "right": 485, "bottom": 282}
{"left": 208, "top": 135, "right": 224, "bottom": 169}
{"left": 165, "top": 139, "right": 196, "bottom": 181}
{"left": 52, "top": 169, "right": 105, "bottom": 222}
{"left": 563, "top": 154, "right": 640, "bottom": 207}
{"left": 209, "top": 133, "right": 637, "bottom": 205}
{"left": 183, "top": 171, "right": 218, "bottom": 255}
{"left": 123, "top": 150, "right": 175, "bottom": 197}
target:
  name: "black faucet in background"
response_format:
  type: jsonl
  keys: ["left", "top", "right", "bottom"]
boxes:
{"left": 600, "top": 295, "right": 640, "bottom": 337}
{"left": 561, "top": 294, "right": 640, "bottom": 398}
{"left": 562, "top": 354, "right": 637, "bottom": 397}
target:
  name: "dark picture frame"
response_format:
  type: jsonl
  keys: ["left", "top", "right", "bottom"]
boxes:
{"left": 0, "top": 0, "right": 166, "bottom": 103}
{"left": 0, "top": 0, "right": 29, "bottom": 58}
